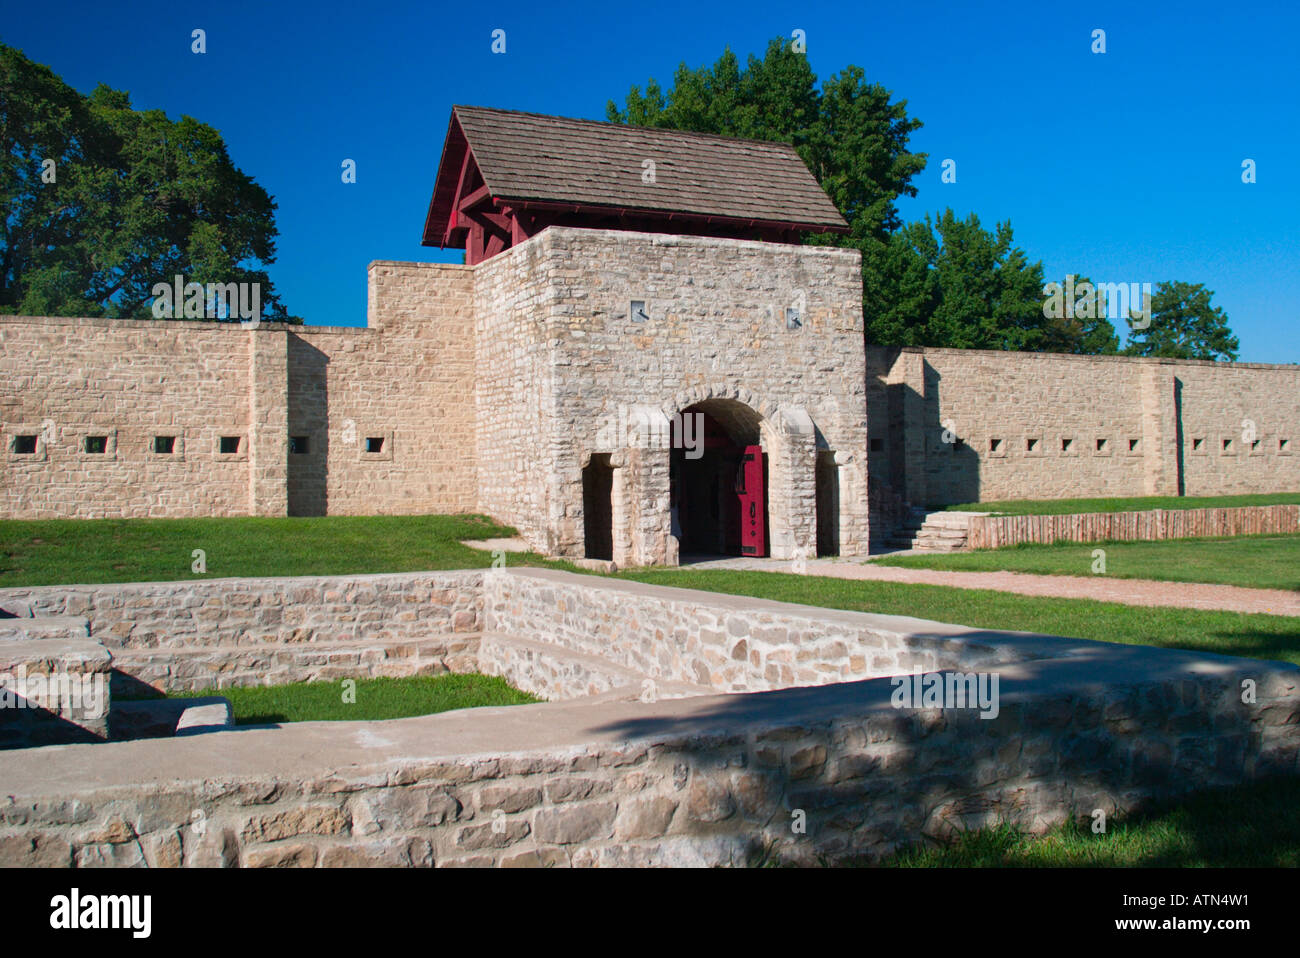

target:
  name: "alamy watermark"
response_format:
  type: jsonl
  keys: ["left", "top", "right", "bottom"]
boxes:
{"left": 0, "top": 666, "right": 107, "bottom": 720}
{"left": 150, "top": 274, "right": 262, "bottom": 325}
{"left": 1042, "top": 275, "right": 1151, "bottom": 329}
{"left": 594, "top": 406, "right": 705, "bottom": 459}
{"left": 890, "top": 671, "right": 1000, "bottom": 719}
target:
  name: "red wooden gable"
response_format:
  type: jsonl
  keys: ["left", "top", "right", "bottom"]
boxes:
{"left": 421, "top": 107, "right": 847, "bottom": 265}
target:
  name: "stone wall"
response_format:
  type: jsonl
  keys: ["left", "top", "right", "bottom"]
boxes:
{"left": 474, "top": 227, "right": 871, "bottom": 564}
{"left": 0, "top": 637, "right": 1294, "bottom": 868}
{"left": 485, "top": 570, "right": 1049, "bottom": 695}
{"left": 869, "top": 346, "right": 1300, "bottom": 507}
{"left": 0, "top": 571, "right": 483, "bottom": 692}
{"left": 0, "top": 316, "right": 261, "bottom": 518}
{"left": 4, "top": 240, "right": 1298, "bottom": 531}
{"left": 287, "top": 262, "right": 479, "bottom": 517}
{"left": 0, "top": 568, "right": 1297, "bottom": 866}
{"left": 0, "top": 262, "right": 478, "bottom": 520}
{"left": 472, "top": 240, "right": 557, "bottom": 549}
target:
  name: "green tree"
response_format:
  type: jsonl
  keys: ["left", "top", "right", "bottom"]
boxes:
{"left": 608, "top": 37, "right": 928, "bottom": 335}
{"left": 0, "top": 43, "right": 293, "bottom": 320}
{"left": 1039, "top": 275, "right": 1120, "bottom": 355}
{"left": 882, "top": 210, "right": 1047, "bottom": 350}
{"left": 1122, "top": 281, "right": 1238, "bottom": 361}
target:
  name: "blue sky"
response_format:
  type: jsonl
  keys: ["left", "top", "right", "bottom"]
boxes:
{"left": 4, "top": 0, "right": 1297, "bottom": 361}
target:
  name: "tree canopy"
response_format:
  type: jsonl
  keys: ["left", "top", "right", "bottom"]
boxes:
{"left": 0, "top": 43, "right": 292, "bottom": 321}
{"left": 1122, "top": 282, "right": 1239, "bottom": 361}
{"left": 608, "top": 39, "right": 1239, "bottom": 360}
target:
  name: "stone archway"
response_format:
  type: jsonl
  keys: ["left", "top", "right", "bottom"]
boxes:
{"left": 671, "top": 398, "right": 767, "bottom": 558}
{"left": 660, "top": 385, "right": 818, "bottom": 563}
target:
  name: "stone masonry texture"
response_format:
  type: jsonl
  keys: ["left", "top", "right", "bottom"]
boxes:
{"left": 0, "top": 568, "right": 1296, "bottom": 867}
{"left": 0, "top": 230, "right": 1297, "bottom": 560}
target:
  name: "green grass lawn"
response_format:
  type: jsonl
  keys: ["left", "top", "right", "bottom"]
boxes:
{"left": 160, "top": 673, "right": 541, "bottom": 725}
{"left": 877, "top": 776, "right": 1300, "bottom": 867}
{"left": 620, "top": 568, "right": 1300, "bottom": 665}
{"left": 936, "top": 491, "right": 1300, "bottom": 516}
{"left": 874, "top": 533, "right": 1300, "bottom": 591}
{"left": 0, "top": 513, "right": 566, "bottom": 587}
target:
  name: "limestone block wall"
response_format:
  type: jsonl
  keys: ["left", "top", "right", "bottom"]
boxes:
{"left": 485, "top": 570, "right": 1039, "bottom": 694}
{"left": 1175, "top": 360, "right": 1300, "bottom": 495}
{"left": 0, "top": 645, "right": 1294, "bottom": 868}
{"left": 0, "top": 316, "right": 261, "bottom": 518}
{"left": 287, "top": 262, "right": 479, "bottom": 517}
{"left": 478, "top": 227, "right": 870, "bottom": 564}
{"left": 869, "top": 347, "right": 1300, "bottom": 506}
{"left": 472, "top": 241, "right": 558, "bottom": 549}
{"left": 0, "top": 571, "right": 483, "bottom": 692}
{"left": 0, "top": 263, "right": 477, "bottom": 521}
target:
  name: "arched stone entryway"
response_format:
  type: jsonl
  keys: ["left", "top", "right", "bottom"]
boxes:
{"left": 572, "top": 385, "right": 866, "bottom": 568}
{"left": 671, "top": 399, "right": 768, "bottom": 558}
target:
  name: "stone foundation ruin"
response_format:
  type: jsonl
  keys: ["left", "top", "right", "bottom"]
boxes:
{"left": 0, "top": 568, "right": 1296, "bottom": 866}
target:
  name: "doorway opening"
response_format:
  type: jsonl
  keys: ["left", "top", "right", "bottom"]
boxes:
{"left": 816, "top": 450, "right": 840, "bottom": 557}
{"left": 582, "top": 454, "right": 614, "bottom": 560}
{"left": 670, "top": 401, "right": 768, "bottom": 559}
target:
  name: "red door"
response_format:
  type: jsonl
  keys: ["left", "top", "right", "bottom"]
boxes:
{"left": 736, "top": 445, "right": 767, "bottom": 557}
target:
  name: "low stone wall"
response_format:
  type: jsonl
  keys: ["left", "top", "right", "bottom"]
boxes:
{"left": 477, "top": 632, "right": 710, "bottom": 702}
{"left": 1, "top": 568, "right": 1296, "bottom": 867}
{"left": 966, "top": 504, "right": 1300, "bottom": 549}
{"left": 485, "top": 569, "right": 1046, "bottom": 694}
{"left": 0, "top": 643, "right": 1295, "bottom": 867}
{"left": 0, "top": 572, "right": 484, "bottom": 692}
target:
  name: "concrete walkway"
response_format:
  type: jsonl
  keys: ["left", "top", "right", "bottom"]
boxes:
{"left": 677, "top": 556, "right": 1300, "bottom": 617}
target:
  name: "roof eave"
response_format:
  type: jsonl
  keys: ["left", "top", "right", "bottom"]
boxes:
{"left": 502, "top": 197, "right": 848, "bottom": 234}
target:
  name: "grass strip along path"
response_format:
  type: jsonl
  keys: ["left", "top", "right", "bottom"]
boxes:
{"left": 874, "top": 533, "right": 1300, "bottom": 592}
{"left": 618, "top": 568, "right": 1300, "bottom": 667}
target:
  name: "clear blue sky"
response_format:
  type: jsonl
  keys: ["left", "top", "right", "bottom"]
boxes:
{"left": 4, "top": 0, "right": 1297, "bottom": 361}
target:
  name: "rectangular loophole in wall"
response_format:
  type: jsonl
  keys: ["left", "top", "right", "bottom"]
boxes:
{"left": 1095, "top": 438, "right": 1107, "bottom": 453}
{"left": 289, "top": 435, "right": 310, "bottom": 455}
{"left": 219, "top": 436, "right": 241, "bottom": 455}
{"left": 1222, "top": 438, "right": 1233, "bottom": 454}
{"left": 12, "top": 435, "right": 37, "bottom": 455}
{"left": 1192, "top": 437, "right": 1204, "bottom": 451}
{"left": 153, "top": 436, "right": 176, "bottom": 454}
{"left": 1061, "top": 438, "right": 1074, "bottom": 453}
{"left": 365, "top": 437, "right": 384, "bottom": 454}
{"left": 1281, "top": 438, "right": 1291, "bottom": 454}
{"left": 84, "top": 436, "right": 108, "bottom": 454}
{"left": 1026, "top": 438, "right": 1039, "bottom": 453}
{"left": 990, "top": 438, "right": 1002, "bottom": 452}
{"left": 1128, "top": 438, "right": 1140, "bottom": 453}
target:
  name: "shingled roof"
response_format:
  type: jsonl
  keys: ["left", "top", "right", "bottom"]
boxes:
{"left": 422, "top": 106, "right": 849, "bottom": 257}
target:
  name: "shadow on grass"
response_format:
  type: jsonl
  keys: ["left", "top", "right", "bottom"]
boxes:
{"left": 873, "top": 776, "right": 1300, "bottom": 867}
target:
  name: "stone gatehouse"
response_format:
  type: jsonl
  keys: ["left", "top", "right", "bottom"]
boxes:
{"left": 1, "top": 106, "right": 1297, "bottom": 564}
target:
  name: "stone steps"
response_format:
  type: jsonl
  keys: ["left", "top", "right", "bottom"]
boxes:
{"left": 885, "top": 510, "right": 979, "bottom": 552}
